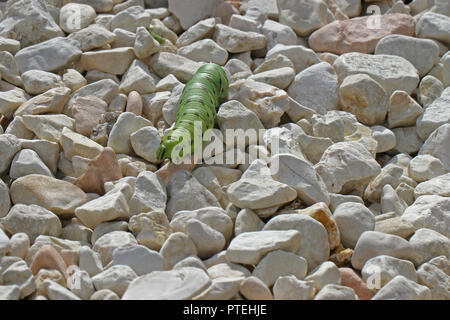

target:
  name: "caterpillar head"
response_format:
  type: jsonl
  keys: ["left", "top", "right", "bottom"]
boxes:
{"left": 157, "top": 134, "right": 187, "bottom": 161}
{"left": 157, "top": 139, "right": 177, "bottom": 161}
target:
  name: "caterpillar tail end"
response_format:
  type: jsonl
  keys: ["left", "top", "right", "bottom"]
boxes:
{"left": 157, "top": 144, "right": 168, "bottom": 161}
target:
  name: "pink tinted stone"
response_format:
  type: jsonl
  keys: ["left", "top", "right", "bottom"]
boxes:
{"left": 71, "top": 96, "right": 107, "bottom": 136}
{"left": 126, "top": 91, "right": 143, "bottom": 116}
{"left": 74, "top": 147, "right": 123, "bottom": 195}
{"left": 339, "top": 267, "right": 374, "bottom": 300}
{"left": 30, "top": 245, "right": 68, "bottom": 279}
{"left": 309, "top": 14, "right": 415, "bottom": 54}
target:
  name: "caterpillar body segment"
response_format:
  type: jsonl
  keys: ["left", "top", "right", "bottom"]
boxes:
{"left": 157, "top": 63, "right": 229, "bottom": 161}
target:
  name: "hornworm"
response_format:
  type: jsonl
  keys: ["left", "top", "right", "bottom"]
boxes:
{"left": 157, "top": 63, "right": 229, "bottom": 161}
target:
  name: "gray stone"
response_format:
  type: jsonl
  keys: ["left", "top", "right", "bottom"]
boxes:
{"left": 128, "top": 171, "right": 166, "bottom": 215}
{"left": 170, "top": 207, "right": 233, "bottom": 243}
{"left": 361, "top": 255, "right": 418, "bottom": 287}
{"left": 273, "top": 275, "right": 316, "bottom": 300}
{"left": 168, "top": 0, "right": 222, "bottom": 30}
{"left": 402, "top": 195, "right": 450, "bottom": 238}
{"left": 416, "top": 12, "right": 450, "bottom": 44}
{"left": 214, "top": 24, "right": 266, "bottom": 53}
{"left": 277, "top": 0, "right": 335, "bottom": 36}
{"left": 79, "top": 246, "right": 103, "bottom": 277}
{"left": 44, "top": 279, "right": 80, "bottom": 300}
{"left": 266, "top": 44, "right": 321, "bottom": 74}
{"left": 110, "top": 6, "right": 151, "bottom": 32}
{"left": 227, "top": 178, "right": 297, "bottom": 211}
{"left": 9, "top": 149, "right": 53, "bottom": 179}
{"left": 416, "top": 87, "right": 450, "bottom": 140}
{"left": 122, "top": 267, "right": 211, "bottom": 300}
{"left": 253, "top": 250, "right": 308, "bottom": 287}
{"left": 288, "top": 62, "right": 338, "bottom": 115}
{"left": 93, "top": 231, "right": 138, "bottom": 266}
{"left": 417, "top": 262, "right": 450, "bottom": 300}
{"left": 408, "top": 228, "right": 450, "bottom": 267}
{"left": 159, "top": 232, "right": 197, "bottom": 269}
{"left": 333, "top": 52, "right": 420, "bottom": 96}
{"left": 186, "top": 219, "right": 225, "bottom": 259}
{"left": 0, "top": 0, "right": 63, "bottom": 47}
{"left": 92, "top": 265, "right": 137, "bottom": 297}
{"left": 375, "top": 35, "right": 440, "bottom": 76}
{"left": 315, "top": 141, "right": 381, "bottom": 194}
{"left": 149, "top": 52, "right": 201, "bottom": 83}
{"left": 68, "top": 24, "right": 116, "bottom": 51}
{"left": 178, "top": 39, "right": 228, "bottom": 65}
{"left": 351, "top": 231, "right": 413, "bottom": 270}
{"left": 59, "top": 3, "right": 96, "bottom": 33}
{"left": 1, "top": 204, "right": 62, "bottom": 243}
{"left": 334, "top": 202, "right": 375, "bottom": 248}
{"left": 415, "top": 173, "right": 450, "bottom": 198}
{"left": 0, "top": 134, "right": 21, "bottom": 174}
{"left": 372, "top": 275, "right": 431, "bottom": 300}
{"left": 226, "top": 230, "right": 302, "bottom": 265}
{"left": 15, "top": 37, "right": 81, "bottom": 74}
{"left": 0, "top": 179, "right": 11, "bottom": 219}
{"left": 119, "top": 59, "right": 156, "bottom": 94}
{"left": 263, "top": 214, "right": 330, "bottom": 270}
{"left": 305, "top": 261, "right": 341, "bottom": 291}
{"left": 314, "top": 284, "right": 358, "bottom": 300}
{"left": 419, "top": 123, "right": 450, "bottom": 169}
{"left": 21, "top": 70, "right": 64, "bottom": 95}
{"left": 166, "top": 171, "right": 220, "bottom": 220}
{"left": 107, "top": 112, "right": 152, "bottom": 154}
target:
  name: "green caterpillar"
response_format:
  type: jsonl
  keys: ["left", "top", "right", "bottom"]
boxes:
{"left": 151, "top": 31, "right": 166, "bottom": 44}
{"left": 157, "top": 63, "right": 229, "bottom": 161}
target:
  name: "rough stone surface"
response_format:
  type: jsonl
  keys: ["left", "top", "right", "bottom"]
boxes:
{"left": 239, "top": 276, "right": 273, "bottom": 300}
{"left": 351, "top": 231, "right": 413, "bottom": 270}
{"left": 15, "top": 37, "right": 81, "bottom": 74}
{"left": 92, "top": 265, "right": 137, "bottom": 297}
{"left": 333, "top": 53, "right": 420, "bottom": 96}
{"left": 309, "top": 14, "right": 415, "bottom": 54}
{"left": 334, "top": 202, "right": 375, "bottom": 248}
{"left": 415, "top": 12, "right": 450, "bottom": 44}
{"left": 372, "top": 275, "right": 431, "bottom": 300}
{"left": 214, "top": 24, "right": 266, "bottom": 53}
{"left": 252, "top": 250, "right": 308, "bottom": 287}
{"left": 264, "top": 214, "right": 330, "bottom": 270}
{"left": 288, "top": 62, "right": 338, "bottom": 115}
{"left": 122, "top": 267, "right": 211, "bottom": 300}
{"left": 10, "top": 174, "right": 88, "bottom": 216}
{"left": 228, "top": 79, "right": 291, "bottom": 128}
{"left": 361, "top": 255, "right": 418, "bottom": 288}
{"left": 168, "top": 0, "right": 222, "bottom": 30}
{"left": 402, "top": 195, "right": 450, "bottom": 238}
{"left": 227, "top": 178, "right": 297, "bottom": 211}
{"left": 226, "top": 230, "right": 301, "bottom": 266}
{"left": 408, "top": 228, "right": 450, "bottom": 267}
{"left": 416, "top": 88, "right": 450, "bottom": 140}
{"left": 314, "top": 284, "right": 358, "bottom": 300}
{"left": 315, "top": 142, "right": 381, "bottom": 194}
{"left": 0, "top": 0, "right": 63, "bottom": 47}
{"left": 273, "top": 275, "right": 316, "bottom": 300}
{"left": 277, "top": 0, "right": 335, "bottom": 36}
{"left": 375, "top": 35, "right": 439, "bottom": 77}
{"left": 338, "top": 74, "right": 388, "bottom": 126}
{"left": 93, "top": 231, "right": 138, "bottom": 266}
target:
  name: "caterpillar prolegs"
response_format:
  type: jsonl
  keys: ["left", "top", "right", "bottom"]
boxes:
{"left": 157, "top": 63, "right": 229, "bottom": 161}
